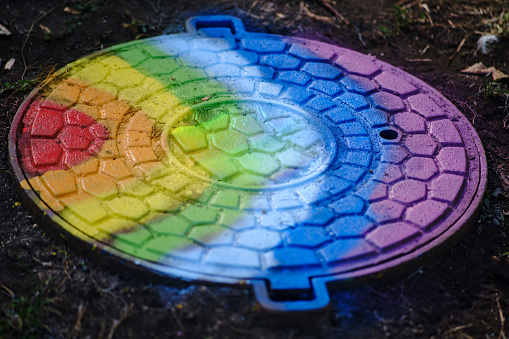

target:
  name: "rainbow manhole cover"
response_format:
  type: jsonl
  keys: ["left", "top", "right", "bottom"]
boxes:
{"left": 9, "top": 16, "right": 486, "bottom": 313}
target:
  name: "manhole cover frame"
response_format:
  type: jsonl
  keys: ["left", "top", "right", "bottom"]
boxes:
{"left": 8, "top": 15, "right": 487, "bottom": 314}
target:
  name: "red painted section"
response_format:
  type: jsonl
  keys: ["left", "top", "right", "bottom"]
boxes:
{"left": 30, "top": 139, "right": 63, "bottom": 166}
{"left": 59, "top": 126, "right": 94, "bottom": 150}
{"left": 19, "top": 98, "right": 109, "bottom": 176}
{"left": 65, "top": 109, "right": 97, "bottom": 126}
{"left": 30, "top": 110, "right": 64, "bottom": 137}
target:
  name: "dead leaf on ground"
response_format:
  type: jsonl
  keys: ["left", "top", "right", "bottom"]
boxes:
{"left": 4, "top": 58, "right": 15, "bottom": 70}
{"left": 39, "top": 24, "right": 52, "bottom": 34}
{"left": 63, "top": 7, "right": 82, "bottom": 15}
{"left": 461, "top": 62, "right": 509, "bottom": 80}
{"left": 0, "top": 24, "right": 11, "bottom": 36}
{"left": 493, "top": 70, "right": 509, "bottom": 81}
{"left": 461, "top": 62, "right": 495, "bottom": 74}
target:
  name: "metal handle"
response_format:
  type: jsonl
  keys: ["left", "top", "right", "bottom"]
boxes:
{"left": 251, "top": 279, "right": 330, "bottom": 314}
{"left": 185, "top": 15, "right": 246, "bottom": 36}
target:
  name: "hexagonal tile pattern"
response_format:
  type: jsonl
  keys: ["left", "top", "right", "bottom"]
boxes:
{"left": 238, "top": 152, "right": 280, "bottom": 176}
{"left": 172, "top": 126, "right": 208, "bottom": 152}
{"left": 237, "top": 229, "right": 281, "bottom": 250}
{"left": 12, "top": 16, "right": 485, "bottom": 313}
{"left": 404, "top": 157, "right": 439, "bottom": 181}
{"left": 107, "top": 196, "right": 149, "bottom": 219}
{"left": 365, "top": 200, "right": 406, "bottom": 224}
{"left": 81, "top": 174, "right": 118, "bottom": 199}
{"left": 390, "top": 179, "right": 427, "bottom": 205}
{"left": 211, "top": 130, "right": 249, "bottom": 155}
{"left": 404, "top": 134, "right": 438, "bottom": 157}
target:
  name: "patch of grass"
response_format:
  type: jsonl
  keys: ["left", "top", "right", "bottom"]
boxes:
{"left": 63, "top": 0, "right": 107, "bottom": 34}
{"left": 479, "top": 189, "right": 507, "bottom": 227}
{"left": 0, "top": 79, "right": 39, "bottom": 96}
{"left": 379, "top": 5, "right": 412, "bottom": 40}
{"left": 0, "top": 261, "right": 58, "bottom": 339}
{"left": 483, "top": 11, "right": 509, "bottom": 36}
{"left": 475, "top": 73, "right": 509, "bottom": 127}
{"left": 478, "top": 74, "right": 509, "bottom": 98}
{"left": 122, "top": 19, "right": 150, "bottom": 40}
{"left": 392, "top": 4, "right": 410, "bottom": 29}
{"left": 379, "top": 25, "right": 394, "bottom": 40}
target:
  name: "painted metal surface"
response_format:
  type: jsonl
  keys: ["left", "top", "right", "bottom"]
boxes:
{"left": 9, "top": 16, "right": 487, "bottom": 313}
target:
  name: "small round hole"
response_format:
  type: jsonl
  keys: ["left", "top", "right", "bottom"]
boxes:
{"left": 379, "top": 129, "right": 399, "bottom": 140}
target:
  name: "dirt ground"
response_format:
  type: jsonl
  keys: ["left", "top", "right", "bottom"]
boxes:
{"left": 1, "top": 0, "right": 509, "bottom": 338}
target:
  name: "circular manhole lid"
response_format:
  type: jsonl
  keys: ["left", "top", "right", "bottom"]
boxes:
{"left": 9, "top": 16, "right": 486, "bottom": 313}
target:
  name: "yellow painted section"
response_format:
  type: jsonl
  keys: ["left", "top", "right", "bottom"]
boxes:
{"left": 19, "top": 53, "right": 212, "bottom": 245}
{"left": 71, "top": 55, "right": 191, "bottom": 123}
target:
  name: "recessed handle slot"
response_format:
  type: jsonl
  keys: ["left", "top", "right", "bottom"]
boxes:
{"left": 186, "top": 16, "right": 246, "bottom": 35}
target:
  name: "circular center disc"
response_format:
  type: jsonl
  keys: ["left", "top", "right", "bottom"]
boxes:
{"left": 9, "top": 16, "right": 486, "bottom": 312}
{"left": 164, "top": 100, "right": 337, "bottom": 189}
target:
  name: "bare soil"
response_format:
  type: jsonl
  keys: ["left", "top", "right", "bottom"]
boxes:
{"left": 1, "top": 0, "right": 509, "bottom": 338}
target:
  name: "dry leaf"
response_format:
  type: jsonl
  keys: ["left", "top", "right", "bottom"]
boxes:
{"left": 461, "top": 62, "right": 509, "bottom": 80}
{"left": 63, "top": 7, "right": 82, "bottom": 15}
{"left": 39, "top": 24, "right": 52, "bottom": 34}
{"left": 4, "top": 58, "right": 15, "bottom": 70}
{"left": 460, "top": 62, "right": 496, "bottom": 75}
{"left": 493, "top": 70, "right": 509, "bottom": 81}
{"left": 0, "top": 24, "right": 11, "bottom": 36}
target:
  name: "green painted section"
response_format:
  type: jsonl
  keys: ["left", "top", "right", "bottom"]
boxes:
{"left": 232, "top": 115, "right": 263, "bottom": 135}
{"left": 148, "top": 215, "right": 190, "bottom": 236}
{"left": 211, "top": 130, "right": 249, "bottom": 155}
{"left": 172, "top": 126, "right": 208, "bottom": 152}
{"left": 210, "top": 191, "right": 240, "bottom": 209}
{"left": 237, "top": 152, "right": 280, "bottom": 176}
{"left": 192, "top": 150, "right": 240, "bottom": 180}
{"left": 115, "top": 227, "right": 152, "bottom": 247}
{"left": 180, "top": 206, "right": 218, "bottom": 225}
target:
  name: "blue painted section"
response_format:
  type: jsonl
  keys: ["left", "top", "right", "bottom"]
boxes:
{"left": 122, "top": 15, "right": 405, "bottom": 312}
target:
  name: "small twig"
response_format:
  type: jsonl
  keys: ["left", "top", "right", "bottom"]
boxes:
{"left": 445, "top": 324, "right": 474, "bottom": 334}
{"left": 149, "top": 0, "right": 160, "bottom": 13}
{"left": 406, "top": 58, "right": 433, "bottom": 62}
{"left": 395, "top": 0, "right": 412, "bottom": 6}
{"left": 171, "top": 307, "right": 185, "bottom": 332}
{"left": 68, "top": 304, "right": 87, "bottom": 339}
{"left": 300, "top": 2, "right": 341, "bottom": 29}
{"left": 106, "top": 306, "right": 131, "bottom": 339}
{"left": 98, "top": 320, "right": 107, "bottom": 339}
{"left": 0, "top": 284, "right": 14, "bottom": 298}
{"left": 301, "top": 2, "right": 333, "bottom": 22}
{"left": 354, "top": 24, "right": 366, "bottom": 47}
{"left": 249, "top": 0, "right": 261, "bottom": 10}
{"left": 21, "top": 7, "right": 55, "bottom": 80}
{"left": 448, "top": 33, "right": 471, "bottom": 65}
{"left": 421, "top": 7, "right": 434, "bottom": 26}
{"left": 401, "top": 0, "right": 422, "bottom": 10}
{"left": 315, "top": 0, "right": 349, "bottom": 25}
{"left": 496, "top": 296, "right": 507, "bottom": 339}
